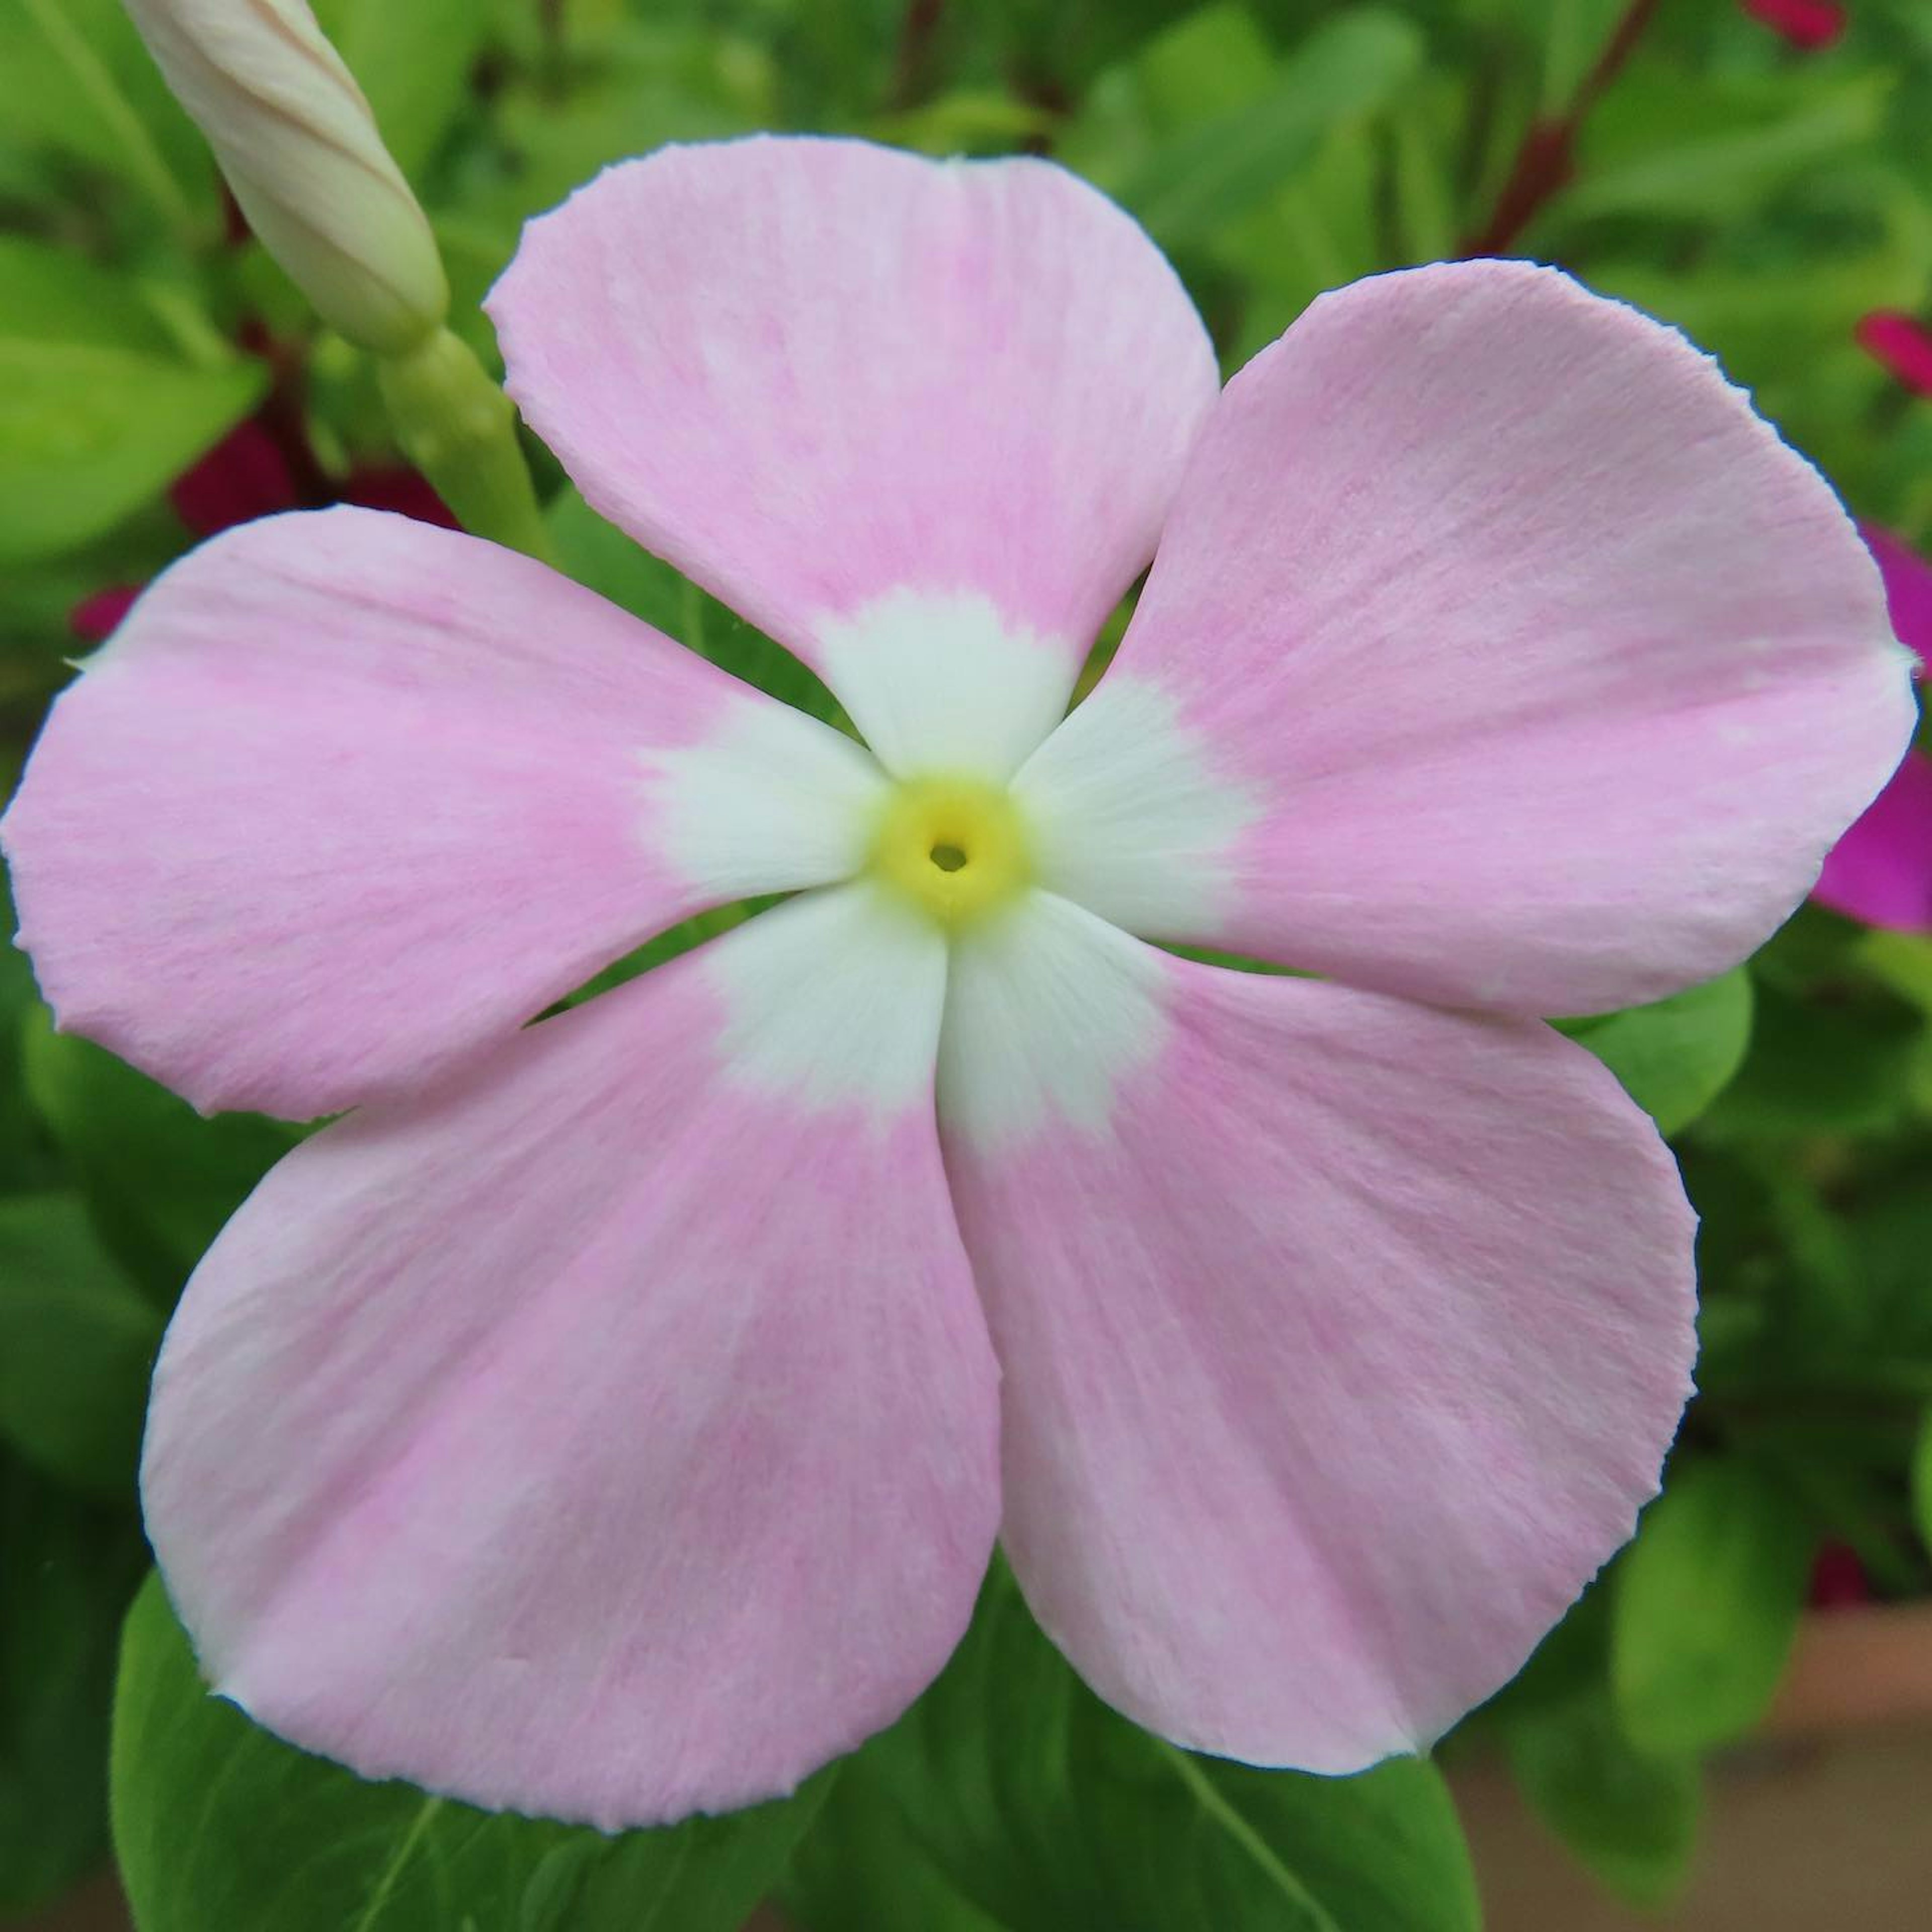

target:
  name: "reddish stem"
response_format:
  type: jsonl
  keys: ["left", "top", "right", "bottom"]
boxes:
{"left": 891, "top": 0, "right": 945, "bottom": 110}
{"left": 1460, "top": 0, "right": 1665, "bottom": 257}
{"left": 238, "top": 319, "right": 333, "bottom": 510}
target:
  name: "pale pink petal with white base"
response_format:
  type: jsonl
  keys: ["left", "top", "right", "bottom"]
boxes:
{"left": 938, "top": 896, "right": 1696, "bottom": 1771}
{"left": 490, "top": 136, "right": 1220, "bottom": 778}
{"left": 1023, "top": 261, "right": 1914, "bottom": 1011}
{"left": 142, "top": 884, "right": 1000, "bottom": 1828}
{"left": 1, "top": 507, "right": 884, "bottom": 1120}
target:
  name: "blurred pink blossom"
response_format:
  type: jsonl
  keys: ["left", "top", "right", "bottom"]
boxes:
{"left": 1858, "top": 310, "right": 1932, "bottom": 397}
{"left": 1814, "top": 527, "right": 1932, "bottom": 932}
{"left": 1741, "top": 0, "right": 1847, "bottom": 50}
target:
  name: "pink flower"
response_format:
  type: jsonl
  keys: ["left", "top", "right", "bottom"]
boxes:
{"left": 1858, "top": 310, "right": 1932, "bottom": 397}
{"left": 167, "top": 417, "right": 299, "bottom": 536}
{"left": 0, "top": 138, "right": 1912, "bottom": 1828}
{"left": 1814, "top": 526, "right": 1932, "bottom": 930}
{"left": 1741, "top": 0, "right": 1847, "bottom": 49}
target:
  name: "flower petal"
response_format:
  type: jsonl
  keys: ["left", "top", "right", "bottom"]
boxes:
{"left": 2, "top": 507, "right": 886, "bottom": 1119}
{"left": 1025, "top": 261, "right": 1914, "bottom": 1012}
{"left": 1812, "top": 751, "right": 1932, "bottom": 933}
{"left": 939, "top": 894, "right": 1696, "bottom": 1771}
{"left": 142, "top": 883, "right": 999, "bottom": 1828}
{"left": 489, "top": 136, "right": 1219, "bottom": 778}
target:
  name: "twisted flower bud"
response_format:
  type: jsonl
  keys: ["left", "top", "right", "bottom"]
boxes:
{"left": 122, "top": 0, "right": 447, "bottom": 353}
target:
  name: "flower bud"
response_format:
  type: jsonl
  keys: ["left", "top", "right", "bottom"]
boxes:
{"left": 122, "top": 0, "right": 447, "bottom": 353}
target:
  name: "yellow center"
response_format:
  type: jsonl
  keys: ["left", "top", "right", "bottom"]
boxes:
{"left": 871, "top": 775, "right": 1031, "bottom": 927}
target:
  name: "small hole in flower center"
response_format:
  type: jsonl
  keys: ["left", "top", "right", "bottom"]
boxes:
{"left": 929, "top": 842, "right": 968, "bottom": 873}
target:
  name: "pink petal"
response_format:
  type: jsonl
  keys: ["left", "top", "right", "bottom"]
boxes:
{"left": 939, "top": 897, "right": 1696, "bottom": 1771}
{"left": 1812, "top": 751, "right": 1932, "bottom": 932}
{"left": 489, "top": 136, "right": 1218, "bottom": 749}
{"left": 3, "top": 508, "right": 886, "bottom": 1119}
{"left": 1065, "top": 260, "right": 1912, "bottom": 1013}
{"left": 142, "top": 887, "right": 1000, "bottom": 1827}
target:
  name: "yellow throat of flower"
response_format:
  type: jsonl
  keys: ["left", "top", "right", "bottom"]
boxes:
{"left": 871, "top": 774, "right": 1031, "bottom": 928}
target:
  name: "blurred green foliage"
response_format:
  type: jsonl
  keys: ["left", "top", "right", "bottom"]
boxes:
{"left": 2, "top": 0, "right": 1931, "bottom": 1925}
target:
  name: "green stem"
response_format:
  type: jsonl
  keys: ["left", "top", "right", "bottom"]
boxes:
{"left": 376, "top": 328, "right": 554, "bottom": 562}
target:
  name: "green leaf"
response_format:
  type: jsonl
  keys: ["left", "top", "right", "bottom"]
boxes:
{"left": 0, "top": 1192, "right": 158, "bottom": 1494}
{"left": 476, "top": 23, "right": 769, "bottom": 235}
{"left": 112, "top": 1574, "right": 829, "bottom": 1932}
{"left": 0, "top": 234, "right": 179, "bottom": 355}
{"left": 546, "top": 487, "right": 844, "bottom": 726}
{"left": 21, "top": 1013, "right": 300, "bottom": 1305}
{"left": 874, "top": 1564, "right": 1479, "bottom": 1932}
{"left": 1611, "top": 1459, "right": 1813, "bottom": 1756}
{"left": 0, "top": 1447, "right": 147, "bottom": 1915}
{"left": 0, "top": 0, "right": 214, "bottom": 233}
{"left": 781, "top": 1756, "right": 1008, "bottom": 1932}
{"left": 0, "top": 241, "right": 263, "bottom": 562}
{"left": 313, "top": 0, "right": 491, "bottom": 181}
{"left": 1505, "top": 1690, "right": 1699, "bottom": 1910}
{"left": 1134, "top": 4, "right": 1280, "bottom": 126}
{"left": 1117, "top": 9, "right": 1424, "bottom": 248}
{"left": 1700, "top": 978, "right": 1922, "bottom": 1138}
{"left": 1556, "top": 968, "right": 1754, "bottom": 1136}
{"left": 1563, "top": 69, "right": 1892, "bottom": 224}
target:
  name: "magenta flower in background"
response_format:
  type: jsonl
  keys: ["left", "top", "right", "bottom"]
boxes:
{"left": 71, "top": 417, "right": 456, "bottom": 645}
{"left": 0, "top": 138, "right": 1913, "bottom": 1828}
{"left": 1858, "top": 309, "right": 1932, "bottom": 398}
{"left": 1814, "top": 526, "right": 1932, "bottom": 931}
{"left": 1741, "top": 0, "right": 1848, "bottom": 50}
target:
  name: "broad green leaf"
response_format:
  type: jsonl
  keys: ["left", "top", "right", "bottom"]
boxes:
{"left": 313, "top": 0, "right": 491, "bottom": 180}
{"left": 546, "top": 487, "right": 844, "bottom": 726}
{"left": 1505, "top": 1690, "right": 1699, "bottom": 1910}
{"left": 0, "top": 0, "right": 214, "bottom": 233}
{"left": 1388, "top": 94, "right": 1458, "bottom": 262}
{"left": 0, "top": 234, "right": 179, "bottom": 355}
{"left": 112, "top": 1575, "right": 829, "bottom": 1932}
{"left": 781, "top": 1755, "right": 1008, "bottom": 1932}
{"left": 986, "top": 0, "right": 1233, "bottom": 99}
{"left": 476, "top": 22, "right": 769, "bottom": 234}
{"left": 1556, "top": 968, "right": 1754, "bottom": 1136}
{"left": 1134, "top": 4, "right": 1279, "bottom": 126}
{"left": 0, "top": 1192, "right": 158, "bottom": 1494}
{"left": 0, "top": 1448, "right": 147, "bottom": 1915}
{"left": 1586, "top": 172, "right": 1932, "bottom": 397}
{"left": 21, "top": 1013, "right": 299, "bottom": 1306}
{"left": 1700, "top": 978, "right": 1921, "bottom": 1137}
{"left": 1117, "top": 9, "right": 1423, "bottom": 248}
{"left": 0, "top": 337, "right": 261, "bottom": 565}
{"left": 1562, "top": 69, "right": 1891, "bottom": 225}
{"left": 874, "top": 1564, "right": 1479, "bottom": 1932}
{"left": 868, "top": 88, "right": 1059, "bottom": 157}
{"left": 1611, "top": 1459, "right": 1813, "bottom": 1756}
{"left": 1533, "top": 0, "right": 1635, "bottom": 113}
{"left": 1857, "top": 926, "right": 1932, "bottom": 1015}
